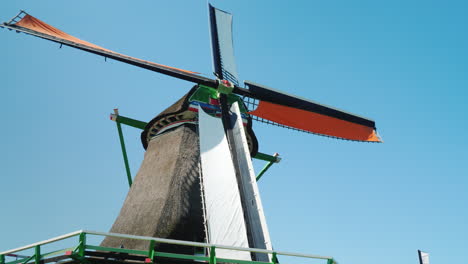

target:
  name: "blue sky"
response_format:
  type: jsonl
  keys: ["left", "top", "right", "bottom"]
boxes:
{"left": 1, "top": 1, "right": 467, "bottom": 264}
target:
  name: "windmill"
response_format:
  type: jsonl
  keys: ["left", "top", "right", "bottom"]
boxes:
{"left": 1, "top": 3, "right": 381, "bottom": 263}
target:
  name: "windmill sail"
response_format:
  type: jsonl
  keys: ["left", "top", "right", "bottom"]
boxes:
{"left": 229, "top": 102, "right": 272, "bottom": 262}
{"left": 209, "top": 4, "right": 240, "bottom": 85}
{"left": 418, "top": 250, "right": 430, "bottom": 264}
{"left": 1, "top": 11, "right": 217, "bottom": 87}
{"left": 2, "top": 11, "right": 382, "bottom": 144}
{"left": 244, "top": 81, "right": 381, "bottom": 142}
{"left": 198, "top": 105, "right": 251, "bottom": 261}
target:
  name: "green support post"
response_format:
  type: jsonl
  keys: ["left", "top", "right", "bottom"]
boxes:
{"left": 78, "top": 232, "right": 86, "bottom": 258}
{"left": 114, "top": 109, "right": 133, "bottom": 187}
{"left": 209, "top": 246, "right": 216, "bottom": 264}
{"left": 254, "top": 152, "right": 280, "bottom": 163}
{"left": 272, "top": 252, "right": 278, "bottom": 264}
{"left": 1, "top": 254, "right": 5, "bottom": 264}
{"left": 256, "top": 153, "right": 280, "bottom": 181}
{"left": 114, "top": 115, "right": 147, "bottom": 130}
{"left": 327, "top": 259, "right": 335, "bottom": 264}
{"left": 148, "top": 240, "right": 156, "bottom": 262}
{"left": 34, "top": 245, "right": 40, "bottom": 264}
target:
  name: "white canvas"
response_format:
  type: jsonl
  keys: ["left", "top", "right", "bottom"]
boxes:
{"left": 198, "top": 105, "right": 251, "bottom": 261}
{"left": 420, "top": 251, "right": 430, "bottom": 264}
{"left": 230, "top": 102, "right": 273, "bottom": 262}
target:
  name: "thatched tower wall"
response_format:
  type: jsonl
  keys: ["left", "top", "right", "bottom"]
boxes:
{"left": 101, "top": 124, "right": 203, "bottom": 252}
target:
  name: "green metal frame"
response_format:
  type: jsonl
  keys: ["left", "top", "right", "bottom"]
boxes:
{"left": 254, "top": 153, "right": 280, "bottom": 163}
{"left": 111, "top": 110, "right": 280, "bottom": 187}
{"left": 0, "top": 230, "right": 336, "bottom": 264}
{"left": 113, "top": 109, "right": 133, "bottom": 187}
{"left": 115, "top": 115, "right": 147, "bottom": 130}
{"left": 256, "top": 153, "right": 280, "bottom": 182}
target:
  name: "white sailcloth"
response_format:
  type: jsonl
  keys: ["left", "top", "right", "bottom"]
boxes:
{"left": 198, "top": 105, "right": 251, "bottom": 261}
{"left": 230, "top": 102, "right": 273, "bottom": 262}
{"left": 419, "top": 251, "right": 430, "bottom": 264}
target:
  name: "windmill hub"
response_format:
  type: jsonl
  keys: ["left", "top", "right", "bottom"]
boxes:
{"left": 217, "top": 79, "right": 235, "bottom": 95}
{"left": 142, "top": 84, "right": 259, "bottom": 155}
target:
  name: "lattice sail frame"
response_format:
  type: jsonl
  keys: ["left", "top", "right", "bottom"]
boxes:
{"left": 241, "top": 95, "right": 380, "bottom": 142}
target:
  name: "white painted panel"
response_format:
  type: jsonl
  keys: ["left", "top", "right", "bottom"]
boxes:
{"left": 198, "top": 105, "right": 251, "bottom": 261}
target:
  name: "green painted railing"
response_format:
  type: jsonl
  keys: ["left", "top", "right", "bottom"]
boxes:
{"left": 0, "top": 230, "right": 336, "bottom": 264}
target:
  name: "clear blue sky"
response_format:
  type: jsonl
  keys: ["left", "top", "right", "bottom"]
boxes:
{"left": 1, "top": 1, "right": 467, "bottom": 264}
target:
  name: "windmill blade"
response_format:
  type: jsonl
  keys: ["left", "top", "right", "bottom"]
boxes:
{"left": 209, "top": 4, "right": 240, "bottom": 85}
{"left": 1, "top": 11, "right": 217, "bottom": 87}
{"left": 1, "top": 11, "right": 381, "bottom": 143}
{"left": 244, "top": 81, "right": 381, "bottom": 142}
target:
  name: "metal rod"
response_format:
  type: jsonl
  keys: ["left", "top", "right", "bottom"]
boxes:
{"left": 148, "top": 240, "right": 156, "bottom": 260}
{"left": 256, "top": 153, "right": 279, "bottom": 182}
{"left": 34, "top": 246, "right": 40, "bottom": 264}
{"left": 7, "top": 11, "right": 25, "bottom": 25}
{"left": 253, "top": 152, "right": 280, "bottom": 163}
{"left": 272, "top": 252, "right": 278, "bottom": 264}
{"left": 209, "top": 246, "right": 216, "bottom": 264}
{"left": 0, "top": 230, "right": 82, "bottom": 255}
{"left": 112, "top": 114, "right": 147, "bottom": 130}
{"left": 114, "top": 109, "right": 132, "bottom": 187}
{"left": 78, "top": 233, "right": 86, "bottom": 257}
